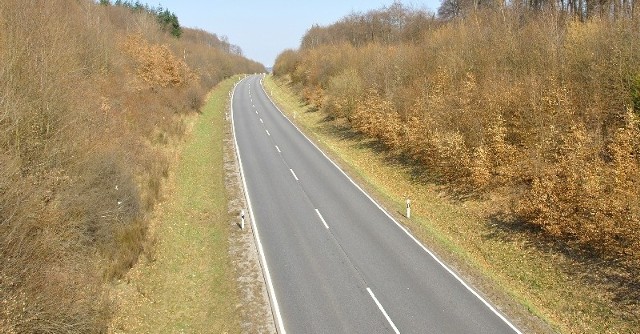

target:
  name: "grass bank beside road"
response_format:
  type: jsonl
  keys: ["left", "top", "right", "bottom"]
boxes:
{"left": 264, "top": 75, "right": 637, "bottom": 334}
{"left": 109, "top": 78, "right": 241, "bottom": 333}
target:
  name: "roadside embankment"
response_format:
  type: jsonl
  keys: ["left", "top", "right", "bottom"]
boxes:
{"left": 110, "top": 77, "right": 274, "bottom": 333}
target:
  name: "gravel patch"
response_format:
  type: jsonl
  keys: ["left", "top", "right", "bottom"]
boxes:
{"left": 223, "top": 105, "right": 277, "bottom": 334}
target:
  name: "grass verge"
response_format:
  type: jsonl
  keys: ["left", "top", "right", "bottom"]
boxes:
{"left": 109, "top": 77, "right": 241, "bottom": 333}
{"left": 264, "top": 75, "right": 637, "bottom": 334}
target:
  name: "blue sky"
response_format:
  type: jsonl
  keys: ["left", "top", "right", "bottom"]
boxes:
{"left": 148, "top": 1, "right": 441, "bottom": 67}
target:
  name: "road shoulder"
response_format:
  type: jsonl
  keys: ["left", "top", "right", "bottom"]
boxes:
{"left": 108, "top": 77, "right": 274, "bottom": 333}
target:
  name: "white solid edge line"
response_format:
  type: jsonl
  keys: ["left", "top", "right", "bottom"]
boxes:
{"left": 259, "top": 77, "right": 522, "bottom": 334}
{"left": 231, "top": 77, "right": 286, "bottom": 334}
{"left": 289, "top": 169, "right": 299, "bottom": 181}
{"left": 367, "top": 288, "right": 400, "bottom": 334}
{"left": 315, "top": 209, "right": 330, "bottom": 229}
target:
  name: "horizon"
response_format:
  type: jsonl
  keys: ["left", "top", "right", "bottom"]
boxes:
{"left": 149, "top": 1, "right": 441, "bottom": 67}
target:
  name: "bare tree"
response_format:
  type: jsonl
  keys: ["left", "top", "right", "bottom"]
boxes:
{"left": 438, "top": 0, "right": 464, "bottom": 19}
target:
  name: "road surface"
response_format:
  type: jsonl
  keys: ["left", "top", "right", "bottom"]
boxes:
{"left": 231, "top": 74, "right": 521, "bottom": 334}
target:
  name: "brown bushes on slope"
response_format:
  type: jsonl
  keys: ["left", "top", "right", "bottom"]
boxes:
{"left": 0, "top": 0, "right": 264, "bottom": 332}
{"left": 122, "top": 34, "right": 197, "bottom": 88}
{"left": 274, "top": 5, "right": 640, "bottom": 265}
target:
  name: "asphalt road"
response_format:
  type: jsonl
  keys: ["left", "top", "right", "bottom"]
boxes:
{"left": 232, "top": 74, "right": 522, "bottom": 334}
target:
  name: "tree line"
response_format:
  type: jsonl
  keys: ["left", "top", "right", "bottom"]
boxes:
{"left": 439, "top": 0, "right": 637, "bottom": 20}
{"left": 101, "top": 0, "right": 183, "bottom": 37}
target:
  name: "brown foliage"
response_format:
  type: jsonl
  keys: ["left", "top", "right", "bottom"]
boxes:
{"left": 274, "top": 5, "right": 640, "bottom": 265}
{"left": 122, "top": 34, "right": 197, "bottom": 88}
{"left": 0, "top": 0, "right": 264, "bottom": 332}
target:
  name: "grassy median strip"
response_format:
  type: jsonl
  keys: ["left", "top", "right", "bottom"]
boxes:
{"left": 109, "top": 78, "right": 241, "bottom": 333}
{"left": 263, "top": 76, "right": 637, "bottom": 334}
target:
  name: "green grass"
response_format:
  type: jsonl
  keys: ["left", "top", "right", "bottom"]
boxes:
{"left": 263, "top": 75, "right": 638, "bottom": 334}
{"left": 109, "top": 77, "right": 241, "bottom": 333}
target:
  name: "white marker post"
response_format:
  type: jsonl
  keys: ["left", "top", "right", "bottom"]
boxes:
{"left": 406, "top": 199, "right": 411, "bottom": 219}
{"left": 240, "top": 209, "right": 245, "bottom": 230}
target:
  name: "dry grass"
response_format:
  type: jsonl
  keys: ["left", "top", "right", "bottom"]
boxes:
{"left": 109, "top": 77, "right": 242, "bottom": 333}
{"left": 264, "top": 75, "right": 640, "bottom": 334}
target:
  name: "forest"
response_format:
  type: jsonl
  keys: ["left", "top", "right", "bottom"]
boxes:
{"left": 0, "top": 0, "right": 263, "bottom": 332}
{"left": 274, "top": 1, "right": 640, "bottom": 270}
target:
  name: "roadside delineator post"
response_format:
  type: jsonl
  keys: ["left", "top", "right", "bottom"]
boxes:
{"left": 240, "top": 209, "right": 245, "bottom": 230}
{"left": 406, "top": 199, "right": 411, "bottom": 219}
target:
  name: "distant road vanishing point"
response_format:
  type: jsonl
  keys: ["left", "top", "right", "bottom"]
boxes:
{"left": 232, "top": 74, "right": 522, "bottom": 334}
